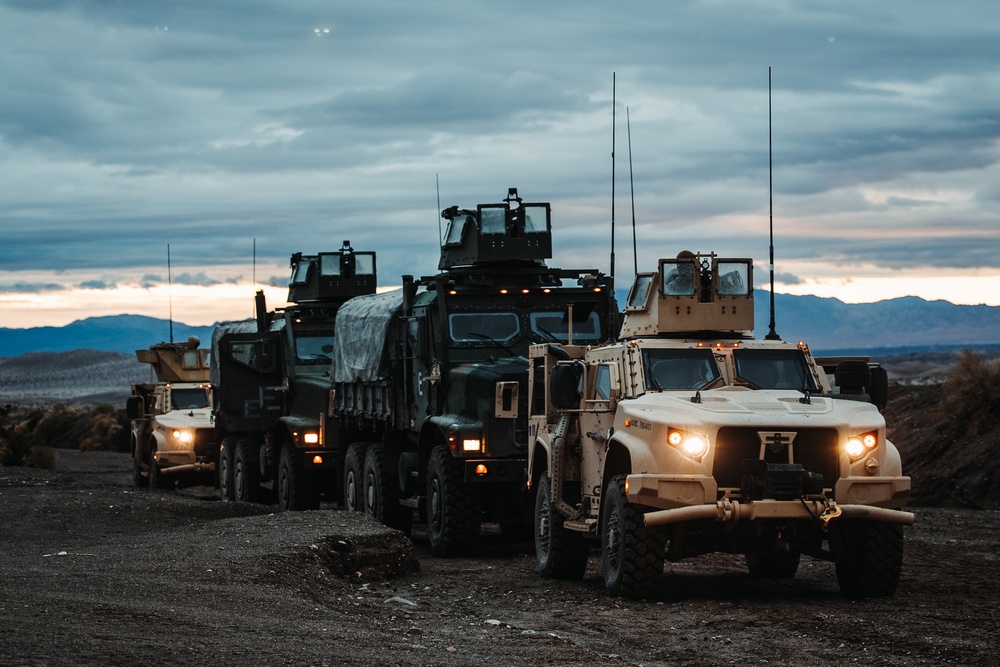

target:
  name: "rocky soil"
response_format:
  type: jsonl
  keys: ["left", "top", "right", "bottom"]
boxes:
{"left": 2, "top": 450, "right": 998, "bottom": 667}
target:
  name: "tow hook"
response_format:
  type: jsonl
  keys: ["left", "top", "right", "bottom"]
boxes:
{"left": 819, "top": 502, "right": 843, "bottom": 530}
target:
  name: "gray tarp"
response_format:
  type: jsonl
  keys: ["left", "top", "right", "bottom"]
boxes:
{"left": 332, "top": 289, "right": 404, "bottom": 383}
{"left": 209, "top": 319, "right": 257, "bottom": 386}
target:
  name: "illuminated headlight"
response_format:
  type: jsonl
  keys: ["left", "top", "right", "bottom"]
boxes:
{"left": 172, "top": 430, "right": 193, "bottom": 444}
{"left": 462, "top": 438, "right": 482, "bottom": 453}
{"left": 667, "top": 428, "right": 709, "bottom": 460}
{"left": 845, "top": 432, "right": 879, "bottom": 461}
{"left": 303, "top": 432, "right": 320, "bottom": 445}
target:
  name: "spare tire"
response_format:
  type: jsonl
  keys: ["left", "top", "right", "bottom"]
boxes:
{"left": 835, "top": 360, "right": 871, "bottom": 392}
{"left": 868, "top": 366, "right": 889, "bottom": 410}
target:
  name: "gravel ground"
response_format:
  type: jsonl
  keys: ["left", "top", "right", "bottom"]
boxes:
{"left": 1, "top": 450, "right": 998, "bottom": 666}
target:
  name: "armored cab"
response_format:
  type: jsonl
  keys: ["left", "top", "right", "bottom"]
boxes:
{"left": 212, "top": 241, "right": 376, "bottom": 510}
{"left": 127, "top": 337, "right": 214, "bottom": 489}
{"left": 332, "top": 188, "right": 618, "bottom": 556}
{"left": 528, "top": 252, "right": 912, "bottom": 600}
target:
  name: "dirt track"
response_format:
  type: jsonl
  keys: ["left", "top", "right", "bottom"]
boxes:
{"left": 1, "top": 451, "right": 998, "bottom": 666}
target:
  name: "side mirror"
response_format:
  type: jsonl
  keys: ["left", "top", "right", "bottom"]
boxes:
{"left": 550, "top": 364, "right": 583, "bottom": 410}
{"left": 126, "top": 396, "right": 143, "bottom": 420}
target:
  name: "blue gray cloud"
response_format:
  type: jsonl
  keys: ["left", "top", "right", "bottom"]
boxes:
{"left": 1, "top": 0, "right": 998, "bottom": 295}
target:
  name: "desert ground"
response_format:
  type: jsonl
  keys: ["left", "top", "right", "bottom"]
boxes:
{"left": 1, "top": 448, "right": 998, "bottom": 667}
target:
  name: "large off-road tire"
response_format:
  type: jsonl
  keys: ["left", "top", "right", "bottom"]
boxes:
{"left": 218, "top": 437, "right": 235, "bottom": 502}
{"left": 745, "top": 551, "right": 801, "bottom": 579}
{"left": 534, "top": 474, "right": 589, "bottom": 580}
{"left": 148, "top": 447, "right": 170, "bottom": 490}
{"left": 602, "top": 476, "right": 664, "bottom": 599}
{"left": 427, "top": 445, "right": 481, "bottom": 557}
{"left": 277, "top": 447, "right": 321, "bottom": 511}
{"left": 834, "top": 520, "right": 904, "bottom": 599}
{"left": 362, "top": 443, "right": 412, "bottom": 533}
{"left": 132, "top": 442, "right": 147, "bottom": 488}
{"left": 233, "top": 439, "right": 261, "bottom": 503}
{"left": 342, "top": 442, "right": 370, "bottom": 512}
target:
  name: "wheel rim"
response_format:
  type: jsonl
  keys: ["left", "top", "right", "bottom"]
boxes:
{"left": 605, "top": 508, "right": 622, "bottom": 571}
{"left": 365, "top": 472, "right": 377, "bottom": 517}
{"left": 429, "top": 477, "right": 443, "bottom": 535}
{"left": 345, "top": 470, "right": 358, "bottom": 511}
{"left": 537, "top": 495, "right": 552, "bottom": 558}
{"left": 234, "top": 458, "right": 244, "bottom": 500}
{"left": 278, "top": 466, "right": 289, "bottom": 508}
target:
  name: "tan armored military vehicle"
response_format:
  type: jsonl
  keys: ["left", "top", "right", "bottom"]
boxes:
{"left": 527, "top": 252, "right": 913, "bottom": 599}
{"left": 127, "top": 337, "right": 214, "bottom": 489}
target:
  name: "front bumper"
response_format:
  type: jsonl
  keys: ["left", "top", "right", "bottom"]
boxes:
{"left": 627, "top": 473, "right": 914, "bottom": 528}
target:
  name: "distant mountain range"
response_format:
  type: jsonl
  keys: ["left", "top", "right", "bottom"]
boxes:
{"left": 0, "top": 291, "right": 998, "bottom": 358}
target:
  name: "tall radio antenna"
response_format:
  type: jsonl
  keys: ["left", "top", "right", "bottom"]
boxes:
{"left": 765, "top": 66, "right": 781, "bottom": 341}
{"left": 610, "top": 72, "right": 616, "bottom": 283}
{"left": 627, "top": 105, "right": 637, "bottom": 275}
{"left": 167, "top": 243, "right": 174, "bottom": 343}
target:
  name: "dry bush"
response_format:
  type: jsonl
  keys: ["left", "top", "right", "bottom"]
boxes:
{"left": 81, "top": 405, "right": 129, "bottom": 452}
{"left": 30, "top": 403, "right": 95, "bottom": 449}
{"left": 936, "top": 350, "right": 1000, "bottom": 438}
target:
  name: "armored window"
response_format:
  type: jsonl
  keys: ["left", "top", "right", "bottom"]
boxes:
{"left": 319, "top": 254, "right": 341, "bottom": 277}
{"left": 716, "top": 261, "right": 751, "bottom": 296}
{"left": 643, "top": 348, "right": 721, "bottom": 390}
{"left": 522, "top": 205, "right": 549, "bottom": 233}
{"left": 290, "top": 259, "right": 312, "bottom": 285}
{"left": 181, "top": 350, "right": 204, "bottom": 369}
{"left": 529, "top": 310, "right": 603, "bottom": 343}
{"left": 733, "top": 348, "right": 818, "bottom": 390}
{"left": 448, "top": 311, "right": 520, "bottom": 344}
{"left": 171, "top": 387, "right": 210, "bottom": 410}
{"left": 480, "top": 208, "right": 506, "bottom": 235}
{"left": 443, "top": 216, "right": 468, "bottom": 245}
{"left": 661, "top": 260, "right": 697, "bottom": 296}
{"left": 353, "top": 252, "right": 376, "bottom": 276}
{"left": 295, "top": 333, "right": 335, "bottom": 364}
{"left": 626, "top": 274, "right": 654, "bottom": 310}
{"left": 595, "top": 364, "right": 612, "bottom": 401}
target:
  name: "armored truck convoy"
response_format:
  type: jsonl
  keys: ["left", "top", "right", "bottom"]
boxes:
{"left": 528, "top": 251, "right": 913, "bottom": 599}
{"left": 331, "top": 189, "right": 618, "bottom": 555}
{"left": 127, "top": 337, "right": 214, "bottom": 489}
{"left": 211, "top": 241, "right": 376, "bottom": 510}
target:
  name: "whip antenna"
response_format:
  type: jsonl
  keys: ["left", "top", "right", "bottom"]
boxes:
{"left": 610, "top": 72, "right": 616, "bottom": 283}
{"left": 765, "top": 66, "right": 780, "bottom": 341}
{"left": 167, "top": 243, "right": 174, "bottom": 343}
{"left": 627, "top": 105, "right": 637, "bottom": 274}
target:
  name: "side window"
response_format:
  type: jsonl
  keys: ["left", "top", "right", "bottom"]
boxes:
{"left": 595, "top": 364, "right": 611, "bottom": 400}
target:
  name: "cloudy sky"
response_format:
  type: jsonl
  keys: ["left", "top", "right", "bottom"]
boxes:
{"left": 2, "top": 0, "right": 998, "bottom": 329}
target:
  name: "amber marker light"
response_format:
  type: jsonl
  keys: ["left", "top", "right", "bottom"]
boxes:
{"left": 522, "top": 288, "right": 530, "bottom": 294}
{"left": 313, "top": 455, "right": 324, "bottom": 465}
{"left": 475, "top": 464, "right": 489, "bottom": 477}
{"left": 499, "top": 288, "right": 508, "bottom": 294}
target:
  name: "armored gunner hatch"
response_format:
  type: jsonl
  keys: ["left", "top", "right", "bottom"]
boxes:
{"left": 439, "top": 188, "right": 553, "bottom": 271}
{"left": 287, "top": 240, "right": 377, "bottom": 304}
{"left": 619, "top": 251, "right": 754, "bottom": 339}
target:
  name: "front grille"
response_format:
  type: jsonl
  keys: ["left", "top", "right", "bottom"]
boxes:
{"left": 713, "top": 427, "right": 839, "bottom": 492}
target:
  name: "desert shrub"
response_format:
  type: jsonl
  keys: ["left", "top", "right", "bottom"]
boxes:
{"left": 936, "top": 350, "right": 1000, "bottom": 438}
{"left": 81, "top": 406, "right": 129, "bottom": 452}
{"left": 27, "top": 446, "right": 59, "bottom": 470}
{"left": 30, "top": 404, "right": 93, "bottom": 449}
{"left": 1, "top": 422, "right": 35, "bottom": 467}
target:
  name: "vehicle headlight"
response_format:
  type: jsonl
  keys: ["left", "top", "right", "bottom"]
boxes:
{"left": 845, "top": 431, "right": 878, "bottom": 461}
{"left": 172, "top": 430, "right": 194, "bottom": 444}
{"left": 303, "top": 432, "right": 320, "bottom": 445}
{"left": 667, "top": 428, "right": 709, "bottom": 460}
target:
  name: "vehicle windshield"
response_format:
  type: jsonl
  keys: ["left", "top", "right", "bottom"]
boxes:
{"left": 449, "top": 311, "right": 520, "bottom": 344}
{"left": 643, "top": 349, "right": 721, "bottom": 390}
{"left": 295, "top": 333, "right": 335, "bottom": 364}
{"left": 529, "top": 310, "right": 603, "bottom": 343}
{"left": 171, "top": 387, "right": 210, "bottom": 410}
{"left": 733, "top": 348, "right": 818, "bottom": 390}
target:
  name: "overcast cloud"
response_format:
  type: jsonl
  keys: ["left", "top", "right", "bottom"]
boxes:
{"left": 1, "top": 1, "right": 998, "bottom": 327}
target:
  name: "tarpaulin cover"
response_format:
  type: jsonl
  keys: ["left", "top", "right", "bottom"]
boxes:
{"left": 332, "top": 289, "right": 403, "bottom": 383}
{"left": 209, "top": 319, "right": 258, "bottom": 386}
